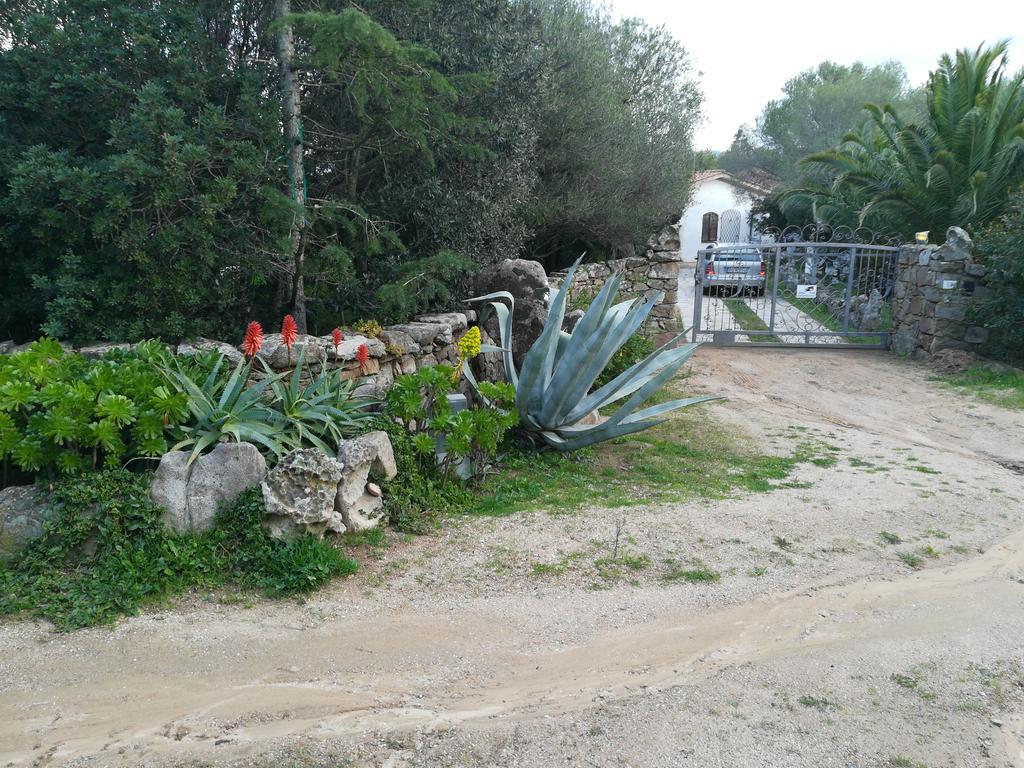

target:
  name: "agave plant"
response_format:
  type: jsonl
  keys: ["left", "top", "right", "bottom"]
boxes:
{"left": 160, "top": 355, "right": 288, "bottom": 463}
{"left": 464, "top": 258, "right": 716, "bottom": 450}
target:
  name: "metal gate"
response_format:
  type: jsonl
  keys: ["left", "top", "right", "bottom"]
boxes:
{"left": 692, "top": 242, "right": 900, "bottom": 348}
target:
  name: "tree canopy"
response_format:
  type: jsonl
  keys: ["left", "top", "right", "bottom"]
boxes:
{"left": 718, "top": 60, "right": 920, "bottom": 185}
{"left": 783, "top": 42, "right": 1024, "bottom": 238}
{"left": 0, "top": 0, "right": 702, "bottom": 343}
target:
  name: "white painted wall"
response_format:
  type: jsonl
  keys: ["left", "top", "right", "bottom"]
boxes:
{"left": 678, "top": 177, "right": 756, "bottom": 264}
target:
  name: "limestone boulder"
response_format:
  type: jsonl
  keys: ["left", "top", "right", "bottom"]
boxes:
{"left": 562, "top": 309, "right": 585, "bottom": 333}
{"left": 938, "top": 226, "right": 973, "bottom": 261}
{"left": 0, "top": 485, "right": 55, "bottom": 562}
{"left": 647, "top": 225, "right": 680, "bottom": 252}
{"left": 473, "top": 258, "right": 549, "bottom": 368}
{"left": 77, "top": 342, "right": 133, "bottom": 360}
{"left": 176, "top": 338, "right": 244, "bottom": 366}
{"left": 414, "top": 312, "right": 468, "bottom": 332}
{"left": 379, "top": 328, "right": 420, "bottom": 356}
{"left": 261, "top": 449, "right": 345, "bottom": 539}
{"left": 255, "top": 333, "right": 327, "bottom": 369}
{"left": 151, "top": 443, "right": 268, "bottom": 534}
{"left": 386, "top": 322, "right": 452, "bottom": 349}
{"left": 335, "top": 430, "right": 398, "bottom": 532}
{"left": 321, "top": 334, "right": 386, "bottom": 362}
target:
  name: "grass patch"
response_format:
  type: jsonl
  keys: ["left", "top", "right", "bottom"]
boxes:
{"left": 722, "top": 298, "right": 780, "bottom": 342}
{"left": 879, "top": 530, "right": 902, "bottom": 545}
{"left": 897, "top": 551, "right": 923, "bottom": 569}
{"left": 798, "top": 694, "right": 836, "bottom": 710}
{"left": 888, "top": 758, "right": 927, "bottom": 768}
{"left": 933, "top": 366, "right": 1024, "bottom": 410}
{"left": 890, "top": 671, "right": 937, "bottom": 702}
{"left": 662, "top": 565, "right": 720, "bottom": 584}
{"left": 747, "top": 566, "right": 768, "bottom": 577}
{"left": 472, "top": 406, "right": 836, "bottom": 517}
{"left": 0, "top": 473, "right": 357, "bottom": 631}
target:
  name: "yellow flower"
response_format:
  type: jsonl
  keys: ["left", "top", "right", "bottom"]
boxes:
{"left": 458, "top": 326, "right": 482, "bottom": 360}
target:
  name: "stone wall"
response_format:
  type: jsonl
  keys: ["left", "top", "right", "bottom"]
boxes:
{"left": 547, "top": 228, "right": 683, "bottom": 336}
{"left": 0, "top": 310, "right": 503, "bottom": 396}
{"left": 891, "top": 227, "right": 990, "bottom": 359}
{"left": 196, "top": 310, "right": 502, "bottom": 397}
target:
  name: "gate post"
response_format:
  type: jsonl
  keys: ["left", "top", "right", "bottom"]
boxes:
{"left": 841, "top": 247, "right": 856, "bottom": 332}
{"left": 692, "top": 251, "right": 703, "bottom": 341}
{"left": 890, "top": 227, "right": 990, "bottom": 359}
{"left": 767, "top": 245, "right": 781, "bottom": 333}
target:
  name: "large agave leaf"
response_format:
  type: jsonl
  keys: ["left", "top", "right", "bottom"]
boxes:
{"left": 539, "top": 290, "right": 660, "bottom": 427}
{"left": 517, "top": 256, "right": 583, "bottom": 422}
{"left": 464, "top": 290, "right": 518, "bottom": 388}
{"left": 566, "top": 336, "right": 699, "bottom": 422}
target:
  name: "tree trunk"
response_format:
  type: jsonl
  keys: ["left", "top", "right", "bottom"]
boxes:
{"left": 275, "top": 0, "right": 308, "bottom": 333}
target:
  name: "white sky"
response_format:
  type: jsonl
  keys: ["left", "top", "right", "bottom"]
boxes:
{"left": 608, "top": 0, "right": 1024, "bottom": 150}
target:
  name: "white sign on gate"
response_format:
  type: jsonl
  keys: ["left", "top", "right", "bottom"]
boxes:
{"left": 796, "top": 284, "right": 817, "bottom": 299}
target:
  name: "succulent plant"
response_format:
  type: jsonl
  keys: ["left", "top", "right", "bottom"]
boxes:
{"left": 464, "top": 258, "right": 716, "bottom": 450}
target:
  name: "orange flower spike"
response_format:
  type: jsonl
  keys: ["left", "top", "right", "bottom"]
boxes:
{"left": 281, "top": 315, "right": 298, "bottom": 349}
{"left": 331, "top": 327, "right": 343, "bottom": 353}
{"left": 356, "top": 342, "right": 370, "bottom": 373}
{"left": 242, "top": 321, "right": 264, "bottom": 359}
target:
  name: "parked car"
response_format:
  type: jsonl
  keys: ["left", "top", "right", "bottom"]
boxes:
{"left": 696, "top": 248, "right": 767, "bottom": 296}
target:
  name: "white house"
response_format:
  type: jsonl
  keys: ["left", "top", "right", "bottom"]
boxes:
{"left": 677, "top": 169, "right": 778, "bottom": 263}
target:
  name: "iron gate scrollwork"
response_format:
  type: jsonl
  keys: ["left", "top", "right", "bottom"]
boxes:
{"left": 692, "top": 242, "right": 900, "bottom": 348}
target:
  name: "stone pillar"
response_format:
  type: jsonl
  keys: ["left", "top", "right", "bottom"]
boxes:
{"left": 891, "top": 227, "right": 989, "bottom": 359}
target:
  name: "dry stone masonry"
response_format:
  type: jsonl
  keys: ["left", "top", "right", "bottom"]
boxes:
{"left": 891, "top": 227, "right": 990, "bottom": 360}
{"left": 547, "top": 224, "right": 682, "bottom": 335}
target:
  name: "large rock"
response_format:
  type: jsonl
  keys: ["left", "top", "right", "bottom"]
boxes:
{"left": 855, "top": 289, "right": 884, "bottom": 331}
{"left": 414, "top": 312, "right": 469, "bottom": 332}
{"left": 336, "top": 431, "right": 398, "bottom": 532}
{"left": 938, "top": 226, "right": 972, "bottom": 261}
{"left": 472, "top": 258, "right": 550, "bottom": 368}
{"left": 386, "top": 322, "right": 453, "bottom": 349}
{"left": 151, "top": 443, "right": 268, "bottom": 533}
{"left": 647, "top": 225, "right": 680, "bottom": 252}
{"left": 255, "top": 333, "right": 327, "bottom": 369}
{"left": 0, "top": 340, "right": 15, "bottom": 355}
{"left": 0, "top": 485, "right": 55, "bottom": 561}
{"left": 320, "top": 334, "right": 386, "bottom": 362}
{"left": 77, "top": 342, "right": 133, "bottom": 360}
{"left": 176, "top": 337, "right": 244, "bottom": 366}
{"left": 379, "top": 328, "right": 420, "bottom": 356}
{"left": 261, "top": 449, "right": 346, "bottom": 539}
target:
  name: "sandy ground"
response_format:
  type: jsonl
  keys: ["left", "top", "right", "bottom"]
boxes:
{"left": 2, "top": 348, "right": 1024, "bottom": 768}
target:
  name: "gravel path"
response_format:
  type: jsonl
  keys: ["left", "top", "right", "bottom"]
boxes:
{"left": 2, "top": 349, "right": 1023, "bottom": 768}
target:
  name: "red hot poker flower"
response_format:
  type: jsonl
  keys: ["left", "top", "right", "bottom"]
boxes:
{"left": 242, "top": 321, "right": 264, "bottom": 359}
{"left": 331, "top": 327, "right": 343, "bottom": 352}
{"left": 281, "top": 314, "right": 299, "bottom": 349}
{"left": 356, "top": 342, "right": 370, "bottom": 371}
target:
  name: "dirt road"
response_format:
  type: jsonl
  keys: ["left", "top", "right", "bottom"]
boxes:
{"left": 2, "top": 349, "right": 1023, "bottom": 768}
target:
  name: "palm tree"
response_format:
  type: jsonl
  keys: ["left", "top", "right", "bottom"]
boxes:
{"left": 783, "top": 42, "right": 1024, "bottom": 237}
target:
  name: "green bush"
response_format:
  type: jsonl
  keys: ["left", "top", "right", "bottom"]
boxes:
{"left": 592, "top": 332, "right": 656, "bottom": 391}
{"left": 974, "top": 190, "right": 1024, "bottom": 363}
{"left": 0, "top": 471, "right": 357, "bottom": 630}
{"left": 0, "top": 339, "right": 204, "bottom": 484}
{"left": 374, "top": 417, "right": 472, "bottom": 534}
{"left": 385, "top": 364, "right": 517, "bottom": 481}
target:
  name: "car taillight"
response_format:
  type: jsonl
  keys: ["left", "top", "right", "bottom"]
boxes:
{"left": 759, "top": 261, "right": 766, "bottom": 276}
{"left": 705, "top": 262, "right": 715, "bottom": 276}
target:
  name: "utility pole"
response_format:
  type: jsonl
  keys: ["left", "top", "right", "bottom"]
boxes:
{"left": 275, "top": 0, "right": 308, "bottom": 332}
